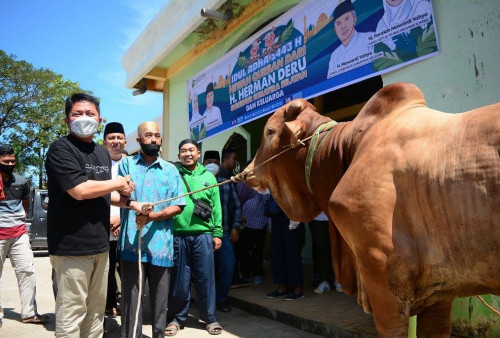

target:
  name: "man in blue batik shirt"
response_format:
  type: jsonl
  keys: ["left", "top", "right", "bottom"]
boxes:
{"left": 118, "top": 121, "right": 186, "bottom": 338}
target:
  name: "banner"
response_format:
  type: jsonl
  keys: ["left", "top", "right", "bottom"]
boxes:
{"left": 187, "top": 0, "right": 440, "bottom": 142}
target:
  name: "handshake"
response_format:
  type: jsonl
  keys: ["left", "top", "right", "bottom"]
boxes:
{"left": 116, "top": 175, "right": 154, "bottom": 230}
{"left": 117, "top": 174, "right": 135, "bottom": 197}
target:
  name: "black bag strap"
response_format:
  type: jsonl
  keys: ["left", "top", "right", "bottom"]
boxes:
{"left": 180, "top": 174, "right": 195, "bottom": 201}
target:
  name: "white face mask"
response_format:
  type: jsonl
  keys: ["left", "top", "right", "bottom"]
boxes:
{"left": 205, "top": 163, "right": 219, "bottom": 175}
{"left": 71, "top": 116, "right": 99, "bottom": 138}
{"left": 258, "top": 188, "right": 270, "bottom": 195}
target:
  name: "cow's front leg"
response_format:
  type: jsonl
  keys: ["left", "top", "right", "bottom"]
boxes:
{"left": 416, "top": 300, "right": 453, "bottom": 337}
{"left": 359, "top": 262, "right": 410, "bottom": 337}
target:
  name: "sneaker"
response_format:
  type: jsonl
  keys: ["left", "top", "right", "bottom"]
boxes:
{"left": 283, "top": 292, "right": 304, "bottom": 300}
{"left": 230, "top": 277, "right": 250, "bottom": 289}
{"left": 265, "top": 290, "right": 287, "bottom": 299}
{"left": 334, "top": 282, "right": 344, "bottom": 293}
{"left": 253, "top": 275, "right": 264, "bottom": 285}
{"left": 314, "top": 281, "right": 331, "bottom": 295}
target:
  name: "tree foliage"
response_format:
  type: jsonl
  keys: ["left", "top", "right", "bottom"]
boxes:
{"left": 0, "top": 50, "right": 90, "bottom": 187}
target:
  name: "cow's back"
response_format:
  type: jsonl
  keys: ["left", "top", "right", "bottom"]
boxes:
{"left": 351, "top": 101, "right": 500, "bottom": 303}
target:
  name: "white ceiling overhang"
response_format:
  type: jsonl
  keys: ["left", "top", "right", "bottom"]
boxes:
{"left": 122, "top": 0, "right": 227, "bottom": 89}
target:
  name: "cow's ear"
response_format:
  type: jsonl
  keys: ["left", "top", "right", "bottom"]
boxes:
{"left": 284, "top": 120, "right": 305, "bottom": 144}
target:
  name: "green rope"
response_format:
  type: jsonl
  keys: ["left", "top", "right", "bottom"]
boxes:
{"left": 305, "top": 120, "right": 338, "bottom": 194}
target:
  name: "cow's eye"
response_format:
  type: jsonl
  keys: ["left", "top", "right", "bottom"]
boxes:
{"left": 266, "top": 128, "right": 275, "bottom": 136}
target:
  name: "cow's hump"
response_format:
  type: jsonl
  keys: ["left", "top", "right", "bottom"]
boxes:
{"left": 359, "top": 82, "right": 426, "bottom": 119}
{"left": 349, "top": 83, "right": 427, "bottom": 139}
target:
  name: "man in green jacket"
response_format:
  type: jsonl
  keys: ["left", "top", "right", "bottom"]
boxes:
{"left": 166, "top": 139, "right": 223, "bottom": 336}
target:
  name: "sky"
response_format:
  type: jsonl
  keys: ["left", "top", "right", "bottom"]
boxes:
{"left": 0, "top": 0, "right": 166, "bottom": 143}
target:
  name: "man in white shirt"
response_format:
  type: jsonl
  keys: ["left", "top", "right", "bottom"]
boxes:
{"left": 327, "top": 0, "right": 374, "bottom": 78}
{"left": 203, "top": 83, "right": 223, "bottom": 131}
{"left": 102, "top": 122, "right": 126, "bottom": 317}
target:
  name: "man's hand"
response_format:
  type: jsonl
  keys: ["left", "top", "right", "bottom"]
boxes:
{"left": 213, "top": 237, "right": 222, "bottom": 251}
{"left": 230, "top": 168, "right": 250, "bottom": 183}
{"left": 117, "top": 175, "right": 134, "bottom": 196}
{"left": 129, "top": 201, "right": 153, "bottom": 215}
{"left": 110, "top": 215, "right": 121, "bottom": 236}
{"left": 230, "top": 228, "right": 240, "bottom": 243}
{"left": 136, "top": 213, "right": 150, "bottom": 230}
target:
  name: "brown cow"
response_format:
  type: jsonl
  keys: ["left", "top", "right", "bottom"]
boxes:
{"left": 243, "top": 83, "right": 500, "bottom": 337}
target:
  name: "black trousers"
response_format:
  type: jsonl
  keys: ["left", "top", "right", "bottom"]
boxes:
{"left": 120, "top": 260, "right": 170, "bottom": 338}
{"left": 240, "top": 227, "right": 267, "bottom": 278}
{"left": 106, "top": 240, "right": 120, "bottom": 309}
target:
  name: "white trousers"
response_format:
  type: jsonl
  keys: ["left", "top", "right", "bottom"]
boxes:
{"left": 51, "top": 252, "right": 109, "bottom": 338}
{"left": 0, "top": 233, "right": 38, "bottom": 319}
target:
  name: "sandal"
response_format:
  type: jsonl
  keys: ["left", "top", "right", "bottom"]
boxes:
{"left": 165, "top": 319, "right": 181, "bottom": 336}
{"left": 206, "top": 321, "right": 222, "bottom": 335}
{"left": 216, "top": 302, "right": 232, "bottom": 312}
{"left": 22, "top": 313, "right": 49, "bottom": 324}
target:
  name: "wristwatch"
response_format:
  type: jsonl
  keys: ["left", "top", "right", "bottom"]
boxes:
{"left": 125, "top": 198, "right": 134, "bottom": 208}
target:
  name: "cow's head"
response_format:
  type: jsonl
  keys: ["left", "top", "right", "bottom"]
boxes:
{"left": 245, "top": 99, "right": 332, "bottom": 221}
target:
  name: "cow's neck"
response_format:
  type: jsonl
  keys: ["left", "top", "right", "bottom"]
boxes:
{"left": 307, "top": 121, "right": 355, "bottom": 212}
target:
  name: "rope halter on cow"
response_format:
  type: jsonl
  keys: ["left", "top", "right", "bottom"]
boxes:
{"left": 138, "top": 120, "right": 339, "bottom": 213}
{"left": 304, "top": 120, "right": 338, "bottom": 194}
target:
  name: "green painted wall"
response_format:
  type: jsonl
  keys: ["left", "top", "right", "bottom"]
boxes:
{"left": 162, "top": 0, "right": 500, "bottom": 333}
{"left": 382, "top": 0, "right": 500, "bottom": 112}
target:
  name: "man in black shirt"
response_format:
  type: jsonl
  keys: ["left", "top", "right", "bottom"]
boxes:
{"left": 45, "top": 93, "right": 144, "bottom": 337}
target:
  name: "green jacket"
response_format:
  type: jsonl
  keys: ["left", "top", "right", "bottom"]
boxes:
{"left": 173, "top": 164, "right": 223, "bottom": 238}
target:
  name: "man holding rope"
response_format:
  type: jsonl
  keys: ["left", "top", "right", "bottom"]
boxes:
{"left": 118, "top": 121, "right": 185, "bottom": 338}
{"left": 45, "top": 93, "right": 140, "bottom": 337}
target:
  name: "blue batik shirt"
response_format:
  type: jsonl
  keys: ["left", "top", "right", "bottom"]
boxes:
{"left": 118, "top": 154, "right": 186, "bottom": 267}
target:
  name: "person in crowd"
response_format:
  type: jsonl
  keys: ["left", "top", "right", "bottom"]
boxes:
{"left": 0, "top": 145, "right": 48, "bottom": 328}
{"left": 122, "top": 149, "right": 129, "bottom": 157}
{"left": 166, "top": 139, "right": 223, "bottom": 336}
{"left": 202, "top": 150, "right": 220, "bottom": 176}
{"left": 218, "top": 149, "right": 247, "bottom": 294}
{"left": 102, "top": 122, "right": 127, "bottom": 317}
{"left": 45, "top": 93, "right": 141, "bottom": 337}
{"left": 327, "top": 0, "right": 374, "bottom": 78}
{"left": 264, "top": 195, "right": 305, "bottom": 301}
{"left": 118, "top": 121, "right": 185, "bottom": 338}
{"left": 236, "top": 162, "right": 270, "bottom": 285}
{"left": 310, "top": 212, "right": 343, "bottom": 294}
{"left": 203, "top": 83, "right": 223, "bottom": 131}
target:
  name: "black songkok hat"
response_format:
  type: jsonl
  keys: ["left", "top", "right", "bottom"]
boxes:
{"left": 206, "top": 82, "right": 214, "bottom": 95}
{"left": 178, "top": 139, "right": 199, "bottom": 151}
{"left": 333, "top": 0, "right": 354, "bottom": 21}
{"left": 203, "top": 150, "right": 220, "bottom": 162}
{"left": 104, "top": 122, "right": 125, "bottom": 137}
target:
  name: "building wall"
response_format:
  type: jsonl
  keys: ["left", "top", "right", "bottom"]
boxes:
{"left": 382, "top": 0, "right": 500, "bottom": 112}
{"left": 163, "top": 0, "right": 301, "bottom": 160}
{"left": 164, "top": 0, "right": 500, "bottom": 159}
{"left": 160, "top": 1, "right": 500, "bottom": 331}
